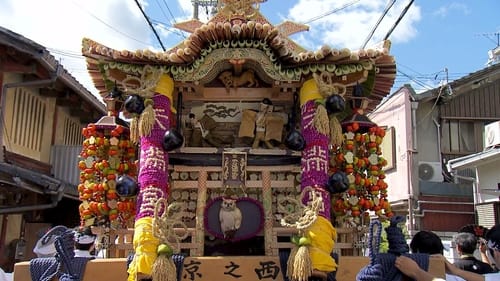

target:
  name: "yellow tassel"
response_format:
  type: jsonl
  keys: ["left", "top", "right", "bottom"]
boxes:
{"left": 287, "top": 245, "right": 299, "bottom": 279}
{"left": 313, "top": 105, "right": 329, "bottom": 136}
{"left": 292, "top": 246, "right": 313, "bottom": 281}
{"left": 139, "top": 100, "right": 156, "bottom": 137}
{"left": 329, "top": 117, "right": 343, "bottom": 147}
{"left": 152, "top": 254, "right": 177, "bottom": 281}
{"left": 130, "top": 117, "right": 140, "bottom": 144}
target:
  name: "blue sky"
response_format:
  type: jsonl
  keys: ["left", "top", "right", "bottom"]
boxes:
{"left": 0, "top": 0, "right": 498, "bottom": 97}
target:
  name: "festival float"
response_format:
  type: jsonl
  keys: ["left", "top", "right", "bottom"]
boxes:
{"left": 15, "top": 0, "right": 429, "bottom": 281}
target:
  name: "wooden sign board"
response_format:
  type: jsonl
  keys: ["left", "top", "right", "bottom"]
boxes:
{"left": 180, "top": 256, "right": 284, "bottom": 281}
{"left": 13, "top": 255, "right": 444, "bottom": 281}
{"left": 222, "top": 151, "right": 247, "bottom": 188}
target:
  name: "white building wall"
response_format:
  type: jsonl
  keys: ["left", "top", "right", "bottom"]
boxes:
{"left": 477, "top": 159, "right": 500, "bottom": 202}
{"left": 369, "top": 88, "right": 413, "bottom": 202}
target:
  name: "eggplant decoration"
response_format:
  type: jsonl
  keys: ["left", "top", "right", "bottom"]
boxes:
{"left": 326, "top": 171, "right": 349, "bottom": 194}
{"left": 325, "top": 94, "right": 346, "bottom": 115}
{"left": 124, "top": 94, "right": 145, "bottom": 115}
{"left": 284, "top": 130, "right": 305, "bottom": 151}
{"left": 284, "top": 93, "right": 306, "bottom": 151}
{"left": 115, "top": 174, "right": 139, "bottom": 197}
{"left": 162, "top": 129, "right": 184, "bottom": 151}
{"left": 162, "top": 92, "right": 184, "bottom": 151}
{"left": 109, "top": 82, "right": 124, "bottom": 99}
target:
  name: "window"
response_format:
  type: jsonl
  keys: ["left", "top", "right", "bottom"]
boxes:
{"left": 441, "top": 120, "right": 482, "bottom": 154}
{"left": 62, "top": 116, "right": 84, "bottom": 145}
{"left": 10, "top": 87, "right": 45, "bottom": 152}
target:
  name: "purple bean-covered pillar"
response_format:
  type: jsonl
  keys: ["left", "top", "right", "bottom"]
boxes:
{"left": 127, "top": 74, "right": 174, "bottom": 281}
{"left": 298, "top": 78, "right": 337, "bottom": 276}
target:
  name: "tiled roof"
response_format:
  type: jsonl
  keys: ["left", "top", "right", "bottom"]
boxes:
{"left": 0, "top": 26, "right": 106, "bottom": 115}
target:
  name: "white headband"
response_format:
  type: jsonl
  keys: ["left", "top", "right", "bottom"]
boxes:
{"left": 76, "top": 234, "right": 96, "bottom": 245}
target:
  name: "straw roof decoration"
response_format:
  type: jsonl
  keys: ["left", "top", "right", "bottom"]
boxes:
{"left": 81, "top": 0, "right": 396, "bottom": 113}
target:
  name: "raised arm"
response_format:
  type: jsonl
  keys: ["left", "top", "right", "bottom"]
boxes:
{"left": 395, "top": 255, "right": 486, "bottom": 281}
{"left": 395, "top": 256, "right": 444, "bottom": 281}
{"left": 444, "top": 256, "right": 486, "bottom": 281}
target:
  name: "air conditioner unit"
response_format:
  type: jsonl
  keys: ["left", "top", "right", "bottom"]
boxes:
{"left": 418, "top": 161, "right": 443, "bottom": 182}
{"left": 484, "top": 120, "right": 500, "bottom": 149}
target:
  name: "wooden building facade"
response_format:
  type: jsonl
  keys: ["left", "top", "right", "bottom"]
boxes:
{"left": 0, "top": 26, "right": 106, "bottom": 272}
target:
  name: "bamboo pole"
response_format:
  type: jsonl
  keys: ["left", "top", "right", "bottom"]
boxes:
{"left": 194, "top": 167, "right": 208, "bottom": 256}
{"left": 261, "top": 170, "right": 273, "bottom": 256}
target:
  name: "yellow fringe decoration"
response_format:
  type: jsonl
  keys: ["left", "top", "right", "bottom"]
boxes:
{"left": 152, "top": 253, "right": 177, "bottom": 281}
{"left": 287, "top": 245, "right": 299, "bottom": 278}
{"left": 138, "top": 99, "right": 155, "bottom": 138}
{"left": 329, "top": 116, "right": 343, "bottom": 147}
{"left": 130, "top": 116, "right": 140, "bottom": 144}
{"left": 291, "top": 245, "right": 313, "bottom": 281}
{"left": 313, "top": 105, "right": 330, "bottom": 136}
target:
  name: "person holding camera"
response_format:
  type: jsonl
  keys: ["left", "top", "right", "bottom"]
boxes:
{"left": 453, "top": 232, "right": 497, "bottom": 274}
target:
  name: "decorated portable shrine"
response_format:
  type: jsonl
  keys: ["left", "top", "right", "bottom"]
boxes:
{"left": 75, "top": 0, "right": 399, "bottom": 280}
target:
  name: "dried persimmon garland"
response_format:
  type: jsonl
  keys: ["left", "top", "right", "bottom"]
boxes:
{"left": 78, "top": 123, "right": 138, "bottom": 228}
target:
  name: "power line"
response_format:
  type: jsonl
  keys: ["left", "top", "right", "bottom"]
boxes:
{"left": 70, "top": 1, "right": 151, "bottom": 48}
{"left": 384, "top": 0, "right": 414, "bottom": 40}
{"left": 134, "top": 0, "right": 167, "bottom": 51}
{"left": 161, "top": 0, "right": 179, "bottom": 24}
{"left": 395, "top": 68, "right": 436, "bottom": 91}
{"left": 476, "top": 32, "right": 500, "bottom": 47}
{"left": 302, "top": 0, "right": 360, "bottom": 25}
{"left": 154, "top": 0, "right": 172, "bottom": 25}
{"left": 47, "top": 48, "right": 86, "bottom": 59}
{"left": 360, "top": 0, "right": 396, "bottom": 49}
{"left": 150, "top": 19, "right": 186, "bottom": 38}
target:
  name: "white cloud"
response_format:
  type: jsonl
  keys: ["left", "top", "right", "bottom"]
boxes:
{"left": 287, "top": 0, "right": 421, "bottom": 50}
{"left": 0, "top": 0, "right": 423, "bottom": 98}
{"left": 433, "top": 2, "right": 470, "bottom": 18}
{"left": 0, "top": 0, "right": 152, "bottom": 97}
{"left": 177, "top": 0, "right": 195, "bottom": 17}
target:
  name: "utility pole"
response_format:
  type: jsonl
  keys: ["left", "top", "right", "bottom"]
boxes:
{"left": 478, "top": 32, "right": 500, "bottom": 47}
{"left": 192, "top": 0, "right": 219, "bottom": 20}
{"left": 477, "top": 32, "right": 500, "bottom": 66}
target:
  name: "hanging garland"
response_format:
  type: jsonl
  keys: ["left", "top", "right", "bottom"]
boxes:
{"left": 78, "top": 123, "right": 138, "bottom": 228}
{"left": 331, "top": 123, "right": 393, "bottom": 225}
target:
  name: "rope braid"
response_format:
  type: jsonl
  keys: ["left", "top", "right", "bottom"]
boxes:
{"left": 280, "top": 188, "right": 323, "bottom": 281}
{"left": 313, "top": 73, "right": 347, "bottom": 99}
{"left": 151, "top": 198, "right": 188, "bottom": 281}
{"left": 279, "top": 187, "right": 322, "bottom": 230}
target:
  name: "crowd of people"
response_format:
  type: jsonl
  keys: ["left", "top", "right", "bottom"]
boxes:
{"left": 2, "top": 223, "right": 500, "bottom": 280}
{"left": 396, "top": 224, "right": 500, "bottom": 281}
